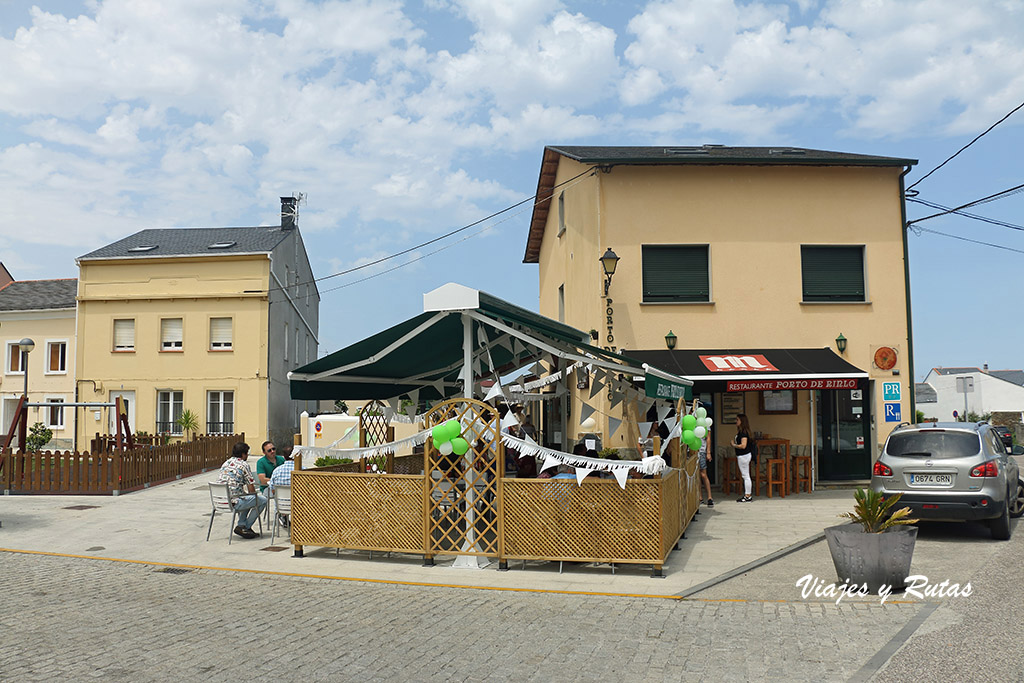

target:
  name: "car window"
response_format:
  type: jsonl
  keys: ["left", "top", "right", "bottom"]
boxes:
{"left": 885, "top": 431, "right": 981, "bottom": 458}
{"left": 988, "top": 431, "right": 1006, "bottom": 455}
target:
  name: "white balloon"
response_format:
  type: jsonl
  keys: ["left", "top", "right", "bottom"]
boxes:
{"left": 705, "top": 417, "right": 713, "bottom": 429}
{"left": 439, "top": 441, "right": 454, "bottom": 456}
{"left": 695, "top": 417, "right": 707, "bottom": 429}
{"left": 694, "top": 426, "right": 706, "bottom": 438}
{"left": 695, "top": 407, "right": 707, "bottom": 419}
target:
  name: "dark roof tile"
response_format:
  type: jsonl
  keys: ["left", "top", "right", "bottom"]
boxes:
{"left": 0, "top": 279, "right": 77, "bottom": 311}
{"left": 79, "top": 226, "right": 291, "bottom": 260}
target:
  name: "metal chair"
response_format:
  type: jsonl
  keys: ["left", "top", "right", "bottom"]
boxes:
{"left": 207, "top": 482, "right": 263, "bottom": 544}
{"left": 271, "top": 483, "right": 292, "bottom": 544}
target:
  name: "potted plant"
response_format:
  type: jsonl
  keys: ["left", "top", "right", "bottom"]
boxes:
{"left": 175, "top": 409, "right": 200, "bottom": 440}
{"left": 823, "top": 488, "right": 919, "bottom": 594}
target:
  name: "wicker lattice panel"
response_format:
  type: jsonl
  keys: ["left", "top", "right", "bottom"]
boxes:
{"left": 502, "top": 478, "right": 663, "bottom": 564}
{"left": 292, "top": 471, "right": 424, "bottom": 553}
{"left": 423, "top": 399, "right": 501, "bottom": 557}
{"left": 359, "top": 400, "right": 392, "bottom": 448}
{"left": 660, "top": 469, "right": 682, "bottom": 558}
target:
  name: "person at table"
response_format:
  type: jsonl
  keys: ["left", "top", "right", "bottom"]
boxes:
{"left": 732, "top": 413, "right": 754, "bottom": 503}
{"left": 269, "top": 446, "right": 295, "bottom": 528}
{"left": 216, "top": 442, "right": 267, "bottom": 539}
{"left": 256, "top": 440, "right": 285, "bottom": 492}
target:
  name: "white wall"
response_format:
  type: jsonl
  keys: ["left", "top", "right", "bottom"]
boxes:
{"left": 922, "top": 370, "right": 1024, "bottom": 420}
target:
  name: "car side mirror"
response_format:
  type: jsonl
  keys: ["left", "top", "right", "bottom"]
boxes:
{"left": 1012, "top": 445, "right": 1024, "bottom": 456}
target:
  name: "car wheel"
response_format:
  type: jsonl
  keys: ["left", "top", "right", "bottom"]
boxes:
{"left": 990, "top": 498, "right": 1012, "bottom": 540}
{"left": 1011, "top": 480, "right": 1024, "bottom": 519}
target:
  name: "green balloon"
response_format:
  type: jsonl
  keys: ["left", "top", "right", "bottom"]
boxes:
{"left": 444, "top": 419, "right": 461, "bottom": 440}
{"left": 451, "top": 437, "right": 470, "bottom": 455}
{"left": 683, "top": 429, "right": 695, "bottom": 443}
{"left": 682, "top": 414, "right": 697, "bottom": 430}
{"left": 431, "top": 424, "right": 448, "bottom": 443}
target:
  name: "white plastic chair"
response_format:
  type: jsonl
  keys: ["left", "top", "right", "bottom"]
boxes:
{"left": 271, "top": 483, "right": 292, "bottom": 544}
{"left": 207, "top": 482, "right": 264, "bottom": 544}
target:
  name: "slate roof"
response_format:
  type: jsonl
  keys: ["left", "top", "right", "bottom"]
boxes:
{"left": 989, "top": 370, "right": 1024, "bottom": 386}
{"left": 0, "top": 279, "right": 78, "bottom": 311}
{"left": 524, "top": 145, "right": 917, "bottom": 263}
{"left": 915, "top": 383, "right": 938, "bottom": 403}
{"left": 933, "top": 367, "right": 984, "bottom": 375}
{"left": 78, "top": 226, "right": 292, "bottom": 260}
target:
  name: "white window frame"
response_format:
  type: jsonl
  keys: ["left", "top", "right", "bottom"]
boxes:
{"left": 5, "top": 342, "right": 25, "bottom": 375}
{"left": 113, "top": 319, "right": 135, "bottom": 352}
{"left": 157, "top": 390, "right": 184, "bottom": 435}
{"left": 160, "top": 318, "right": 183, "bottom": 351}
{"left": 209, "top": 317, "right": 233, "bottom": 351}
{"left": 44, "top": 339, "right": 68, "bottom": 375}
{"left": 44, "top": 396, "right": 65, "bottom": 430}
{"left": 207, "top": 390, "right": 234, "bottom": 434}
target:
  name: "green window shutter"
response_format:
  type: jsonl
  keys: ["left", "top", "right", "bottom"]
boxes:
{"left": 801, "top": 246, "right": 865, "bottom": 301}
{"left": 642, "top": 245, "right": 710, "bottom": 302}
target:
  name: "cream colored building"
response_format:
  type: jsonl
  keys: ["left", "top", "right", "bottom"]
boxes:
{"left": 525, "top": 145, "right": 917, "bottom": 481}
{"left": 0, "top": 278, "right": 78, "bottom": 449}
{"left": 75, "top": 197, "right": 319, "bottom": 448}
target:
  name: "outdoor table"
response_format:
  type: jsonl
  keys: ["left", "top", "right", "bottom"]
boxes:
{"left": 757, "top": 438, "right": 791, "bottom": 495}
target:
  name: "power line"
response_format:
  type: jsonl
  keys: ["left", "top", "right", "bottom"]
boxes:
{"left": 907, "top": 197, "right": 1024, "bottom": 231}
{"left": 906, "top": 182, "right": 1024, "bottom": 226}
{"left": 916, "top": 226, "right": 1024, "bottom": 256}
{"left": 906, "top": 98, "right": 1024, "bottom": 191}
{"left": 253, "top": 165, "right": 597, "bottom": 296}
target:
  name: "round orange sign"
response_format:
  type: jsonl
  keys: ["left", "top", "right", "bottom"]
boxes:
{"left": 874, "top": 346, "right": 898, "bottom": 370}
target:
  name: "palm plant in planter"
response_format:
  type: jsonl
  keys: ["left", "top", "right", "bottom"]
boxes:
{"left": 824, "top": 488, "right": 919, "bottom": 594}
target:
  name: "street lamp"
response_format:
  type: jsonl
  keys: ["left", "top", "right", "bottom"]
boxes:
{"left": 665, "top": 330, "right": 677, "bottom": 350}
{"left": 600, "top": 248, "right": 620, "bottom": 296}
{"left": 18, "top": 338, "right": 35, "bottom": 398}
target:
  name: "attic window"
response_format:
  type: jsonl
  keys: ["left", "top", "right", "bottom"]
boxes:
{"left": 664, "top": 147, "right": 709, "bottom": 155}
{"left": 128, "top": 245, "right": 157, "bottom": 252}
{"left": 208, "top": 242, "right": 236, "bottom": 249}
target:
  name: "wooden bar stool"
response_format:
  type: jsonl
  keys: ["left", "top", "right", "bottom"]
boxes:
{"left": 722, "top": 457, "right": 741, "bottom": 495}
{"left": 766, "top": 457, "right": 786, "bottom": 498}
{"left": 791, "top": 448, "right": 812, "bottom": 494}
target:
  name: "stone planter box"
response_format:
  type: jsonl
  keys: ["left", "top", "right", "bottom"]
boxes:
{"left": 823, "top": 523, "right": 918, "bottom": 594}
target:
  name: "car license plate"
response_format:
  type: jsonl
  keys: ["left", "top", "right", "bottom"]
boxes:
{"left": 909, "top": 473, "right": 952, "bottom": 486}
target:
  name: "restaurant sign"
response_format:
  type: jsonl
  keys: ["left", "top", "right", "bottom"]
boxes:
{"left": 646, "top": 374, "right": 693, "bottom": 401}
{"left": 727, "top": 378, "right": 859, "bottom": 392}
{"left": 700, "top": 354, "right": 779, "bottom": 372}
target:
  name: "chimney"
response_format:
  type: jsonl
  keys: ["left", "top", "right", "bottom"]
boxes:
{"left": 983, "top": 363, "right": 989, "bottom": 372}
{"left": 281, "top": 196, "right": 297, "bottom": 230}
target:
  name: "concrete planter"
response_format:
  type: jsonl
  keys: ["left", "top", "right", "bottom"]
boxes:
{"left": 823, "top": 523, "right": 918, "bottom": 594}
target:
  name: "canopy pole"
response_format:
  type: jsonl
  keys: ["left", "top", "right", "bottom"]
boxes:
{"left": 453, "top": 312, "right": 485, "bottom": 569}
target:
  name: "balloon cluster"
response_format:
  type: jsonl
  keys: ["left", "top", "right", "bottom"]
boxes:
{"left": 682, "top": 406, "right": 713, "bottom": 452}
{"left": 432, "top": 419, "right": 469, "bottom": 456}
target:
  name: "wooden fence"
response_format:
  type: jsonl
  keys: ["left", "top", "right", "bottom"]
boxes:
{"left": 2, "top": 433, "right": 242, "bottom": 495}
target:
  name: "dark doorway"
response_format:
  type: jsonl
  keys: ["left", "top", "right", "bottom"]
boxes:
{"left": 817, "top": 387, "right": 871, "bottom": 479}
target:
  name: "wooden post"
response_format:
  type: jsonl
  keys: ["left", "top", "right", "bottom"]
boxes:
{"left": 114, "top": 397, "right": 124, "bottom": 451}
{"left": 292, "top": 450, "right": 303, "bottom": 557}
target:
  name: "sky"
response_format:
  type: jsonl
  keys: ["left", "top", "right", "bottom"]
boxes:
{"left": 1, "top": 0, "right": 1022, "bottom": 382}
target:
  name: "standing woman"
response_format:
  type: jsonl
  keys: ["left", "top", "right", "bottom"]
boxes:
{"left": 732, "top": 414, "right": 754, "bottom": 502}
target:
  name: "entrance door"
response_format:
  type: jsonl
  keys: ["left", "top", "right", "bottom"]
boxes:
{"left": 109, "top": 391, "right": 135, "bottom": 434}
{"left": 817, "top": 388, "right": 870, "bottom": 479}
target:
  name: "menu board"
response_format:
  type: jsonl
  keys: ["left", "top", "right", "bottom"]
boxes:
{"left": 721, "top": 393, "right": 745, "bottom": 424}
{"left": 760, "top": 390, "right": 797, "bottom": 414}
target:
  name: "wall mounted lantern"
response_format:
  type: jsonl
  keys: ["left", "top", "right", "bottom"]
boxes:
{"left": 835, "top": 333, "right": 847, "bottom": 355}
{"left": 665, "top": 330, "right": 677, "bottom": 350}
{"left": 600, "top": 248, "right": 620, "bottom": 296}
{"left": 18, "top": 337, "right": 35, "bottom": 398}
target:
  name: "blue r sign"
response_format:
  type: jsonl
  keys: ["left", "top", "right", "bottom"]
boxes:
{"left": 884, "top": 403, "right": 901, "bottom": 422}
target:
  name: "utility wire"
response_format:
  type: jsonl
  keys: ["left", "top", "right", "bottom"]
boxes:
{"left": 916, "top": 226, "right": 1024, "bottom": 256}
{"left": 907, "top": 197, "right": 1024, "bottom": 232}
{"left": 906, "top": 182, "right": 1024, "bottom": 226}
{"left": 906, "top": 98, "right": 1024, "bottom": 191}
{"left": 252, "top": 165, "right": 597, "bottom": 296}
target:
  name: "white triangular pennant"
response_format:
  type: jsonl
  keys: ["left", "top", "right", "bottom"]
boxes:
{"left": 588, "top": 377, "right": 605, "bottom": 399}
{"left": 541, "top": 454, "right": 559, "bottom": 472}
{"left": 663, "top": 416, "right": 678, "bottom": 433}
{"left": 405, "top": 389, "right": 419, "bottom": 418}
{"left": 575, "top": 467, "right": 592, "bottom": 486}
{"left": 612, "top": 467, "right": 629, "bottom": 489}
{"left": 578, "top": 402, "right": 596, "bottom": 425}
{"left": 657, "top": 403, "right": 672, "bottom": 422}
{"left": 638, "top": 421, "right": 653, "bottom": 439}
{"left": 609, "top": 392, "right": 624, "bottom": 410}
{"left": 484, "top": 382, "right": 504, "bottom": 402}
{"left": 608, "top": 417, "right": 622, "bottom": 437}
{"left": 388, "top": 397, "right": 401, "bottom": 415}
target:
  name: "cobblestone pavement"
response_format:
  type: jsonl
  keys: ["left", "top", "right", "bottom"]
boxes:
{"left": 0, "top": 551, "right": 923, "bottom": 682}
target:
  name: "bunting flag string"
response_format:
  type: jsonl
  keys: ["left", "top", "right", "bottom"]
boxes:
{"left": 498, "top": 431, "right": 668, "bottom": 490}
{"left": 294, "top": 426, "right": 434, "bottom": 466}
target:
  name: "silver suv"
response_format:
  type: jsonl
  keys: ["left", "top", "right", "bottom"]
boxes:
{"left": 872, "top": 422, "right": 1024, "bottom": 540}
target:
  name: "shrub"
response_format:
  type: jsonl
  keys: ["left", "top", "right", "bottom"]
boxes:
{"left": 314, "top": 455, "right": 354, "bottom": 467}
{"left": 26, "top": 422, "right": 53, "bottom": 452}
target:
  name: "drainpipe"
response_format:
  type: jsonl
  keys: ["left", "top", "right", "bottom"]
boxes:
{"left": 899, "top": 166, "right": 916, "bottom": 419}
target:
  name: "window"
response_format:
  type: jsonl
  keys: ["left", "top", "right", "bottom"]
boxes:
{"left": 284, "top": 322, "right": 289, "bottom": 361}
{"left": 557, "top": 192, "right": 565, "bottom": 236}
{"left": 46, "top": 341, "right": 67, "bottom": 374}
{"left": 45, "top": 397, "right": 64, "bottom": 430}
{"left": 207, "top": 391, "right": 234, "bottom": 434}
{"left": 113, "top": 319, "right": 135, "bottom": 351}
{"left": 161, "top": 318, "right": 183, "bottom": 350}
{"left": 156, "top": 390, "right": 183, "bottom": 434}
{"left": 801, "top": 246, "right": 866, "bottom": 302}
{"left": 209, "top": 318, "right": 232, "bottom": 350}
{"left": 2, "top": 397, "right": 20, "bottom": 430}
{"left": 641, "top": 245, "right": 710, "bottom": 303}
{"left": 296, "top": 327, "right": 301, "bottom": 365}
{"left": 6, "top": 342, "right": 25, "bottom": 374}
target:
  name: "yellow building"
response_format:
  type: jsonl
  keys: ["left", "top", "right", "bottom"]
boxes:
{"left": 0, "top": 278, "right": 78, "bottom": 449}
{"left": 75, "top": 197, "right": 319, "bottom": 449}
{"left": 525, "top": 145, "right": 917, "bottom": 481}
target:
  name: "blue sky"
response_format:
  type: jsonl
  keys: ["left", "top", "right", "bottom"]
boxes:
{"left": 1, "top": 0, "right": 1022, "bottom": 381}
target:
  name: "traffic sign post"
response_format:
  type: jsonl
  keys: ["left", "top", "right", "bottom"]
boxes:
{"left": 955, "top": 376, "right": 974, "bottom": 421}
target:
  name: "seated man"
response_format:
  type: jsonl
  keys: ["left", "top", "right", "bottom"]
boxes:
{"left": 268, "top": 447, "right": 295, "bottom": 528}
{"left": 256, "top": 440, "right": 285, "bottom": 493}
{"left": 217, "top": 442, "right": 267, "bottom": 539}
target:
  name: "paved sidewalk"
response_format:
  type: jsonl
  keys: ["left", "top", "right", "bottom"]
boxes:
{"left": 0, "top": 472, "right": 854, "bottom": 596}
